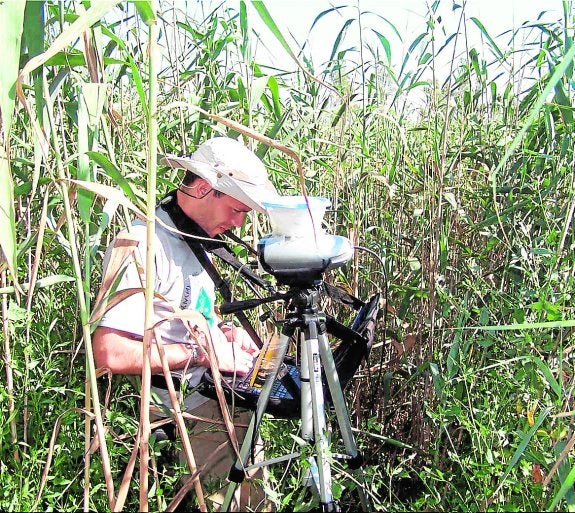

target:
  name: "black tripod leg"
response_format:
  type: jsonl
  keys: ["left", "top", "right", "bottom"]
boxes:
{"left": 222, "top": 322, "right": 297, "bottom": 511}
{"left": 317, "top": 327, "right": 372, "bottom": 512}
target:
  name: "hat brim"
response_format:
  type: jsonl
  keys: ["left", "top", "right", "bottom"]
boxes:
{"left": 160, "top": 155, "right": 280, "bottom": 213}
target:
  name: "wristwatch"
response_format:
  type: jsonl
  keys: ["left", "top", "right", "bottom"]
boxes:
{"left": 218, "top": 320, "right": 235, "bottom": 331}
{"left": 183, "top": 331, "right": 199, "bottom": 365}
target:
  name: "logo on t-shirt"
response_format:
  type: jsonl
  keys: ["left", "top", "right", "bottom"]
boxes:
{"left": 181, "top": 282, "right": 192, "bottom": 309}
{"left": 196, "top": 288, "right": 216, "bottom": 327}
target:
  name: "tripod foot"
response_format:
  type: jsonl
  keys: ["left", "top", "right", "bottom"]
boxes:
{"left": 320, "top": 500, "right": 340, "bottom": 512}
{"left": 228, "top": 464, "right": 246, "bottom": 483}
{"left": 348, "top": 452, "right": 364, "bottom": 470}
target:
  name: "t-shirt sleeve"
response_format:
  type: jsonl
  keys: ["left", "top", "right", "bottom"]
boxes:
{"left": 97, "top": 227, "right": 149, "bottom": 338}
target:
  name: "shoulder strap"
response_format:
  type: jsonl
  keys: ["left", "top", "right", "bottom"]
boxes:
{"left": 211, "top": 246, "right": 273, "bottom": 293}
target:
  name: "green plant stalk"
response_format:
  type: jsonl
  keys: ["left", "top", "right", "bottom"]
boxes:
{"left": 83, "top": 375, "right": 91, "bottom": 513}
{"left": 42, "top": 78, "right": 116, "bottom": 509}
{"left": 78, "top": 81, "right": 108, "bottom": 513}
{"left": 79, "top": 84, "right": 91, "bottom": 513}
{"left": 78, "top": 77, "right": 91, "bottom": 513}
{"left": 139, "top": 9, "right": 159, "bottom": 511}
{"left": 1, "top": 271, "right": 19, "bottom": 462}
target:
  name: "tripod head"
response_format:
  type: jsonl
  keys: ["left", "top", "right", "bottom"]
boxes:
{"left": 218, "top": 281, "right": 323, "bottom": 316}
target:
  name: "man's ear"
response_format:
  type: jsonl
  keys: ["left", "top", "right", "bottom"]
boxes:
{"left": 194, "top": 178, "right": 213, "bottom": 198}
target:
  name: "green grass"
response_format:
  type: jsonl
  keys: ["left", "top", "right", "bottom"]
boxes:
{"left": 1, "top": 0, "right": 575, "bottom": 511}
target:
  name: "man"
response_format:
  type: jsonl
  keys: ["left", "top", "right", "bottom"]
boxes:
{"left": 93, "top": 136, "right": 280, "bottom": 510}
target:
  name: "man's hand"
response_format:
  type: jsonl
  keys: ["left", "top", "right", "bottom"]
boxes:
{"left": 209, "top": 325, "right": 259, "bottom": 375}
{"left": 220, "top": 323, "right": 259, "bottom": 354}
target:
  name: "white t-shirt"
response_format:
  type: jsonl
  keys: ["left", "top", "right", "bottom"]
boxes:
{"left": 99, "top": 206, "right": 218, "bottom": 411}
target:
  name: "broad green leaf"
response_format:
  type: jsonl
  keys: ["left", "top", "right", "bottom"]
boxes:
{"left": 87, "top": 151, "right": 143, "bottom": 205}
{"left": 23, "top": 1, "right": 46, "bottom": 126}
{"left": 0, "top": 0, "right": 25, "bottom": 285}
{"left": 399, "top": 32, "right": 426, "bottom": 78}
{"left": 251, "top": 1, "right": 300, "bottom": 64}
{"left": 532, "top": 357, "right": 562, "bottom": 399}
{"left": 429, "top": 363, "right": 445, "bottom": 396}
{"left": 565, "top": 33, "right": 574, "bottom": 81}
{"left": 18, "top": 0, "right": 121, "bottom": 80}
{"left": 469, "top": 48, "right": 481, "bottom": 76}
{"left": 329, "top": 18, "right": 354, "bottom": 63}
{"left": 331, "top": 102, "right": 347, "bottom": 128}
{"left": 470, "top": 16, "right": 504, "bottom": 60}
{"left": 239, "top": 0, "right": 249, "bottom": 60}
{"left": 44, "top": 50, "right": 87, "bottom": 67}
{"left": 267, "top": 75, "right": 281, "bottom": 119}
{"left": 133, "top": 0, "right": 156, "bottom": 25}
{"left": 0, "top": 275, "right": 75, "bottom": 295}
{"left": 490, "top": 80, "right": 497, "bottom": 107}
{"left": 372, "top": 29, "right": 392, "bottom": 65}
{"left": 553, "top": 79, "right": 573, "bottom": 126}
{"left": 406, "top": 80, "right": 430, "bottom": 91}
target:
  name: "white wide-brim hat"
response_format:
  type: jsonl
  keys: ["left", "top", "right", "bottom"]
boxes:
{"left": 160, "top": 137, "right": 280, "bottom": 213}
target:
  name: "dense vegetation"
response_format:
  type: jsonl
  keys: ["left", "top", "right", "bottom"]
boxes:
{"left": 1, "top": 0, "right": 574, "bottom": 511}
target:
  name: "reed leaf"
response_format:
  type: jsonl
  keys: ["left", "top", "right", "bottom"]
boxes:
{"left": 548, "top": 464, "right": 575, "bottom": 511}
{"left": 23, "top": 1, "right": 46, "bottom": 126}
{"left": 18, "top": 0, "right": 121, "bottom": 80}
{"left": 470, "top": 17, "right": 504, "bottom": 61}
{"left": 0, "top": 0, "right": 25, "bottom": 285}
{"left": 134, "top": 0, "right": 155, "bottom": 25}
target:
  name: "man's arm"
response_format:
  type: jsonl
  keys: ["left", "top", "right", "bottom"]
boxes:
{"left": 93, "top": 325, "right": 255, "bottom": 375}
{"left": 93, "top": 326, "right": 198, "bottom": 374}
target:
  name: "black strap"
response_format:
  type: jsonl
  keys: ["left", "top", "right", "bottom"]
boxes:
{"left": 323, "top": 283, "right": 365, "bottom": 310}
{"left": 211, "top": 246, "right": 272, "bottom": 292}
{"left": 159, "top": 191, "right": 265, "bottom": 348}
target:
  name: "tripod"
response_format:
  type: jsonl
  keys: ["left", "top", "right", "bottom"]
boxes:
{"left": 221, "top": 282, "right": 370, "bottom": 512}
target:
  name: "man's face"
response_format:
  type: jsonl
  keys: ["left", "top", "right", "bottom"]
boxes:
{"left": 196, "top": 190, "right": 251, "bottom": 236}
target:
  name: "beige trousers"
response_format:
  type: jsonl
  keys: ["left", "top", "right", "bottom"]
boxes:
{"left": 183, "top": 399, "right": 270, "bottom": 512}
